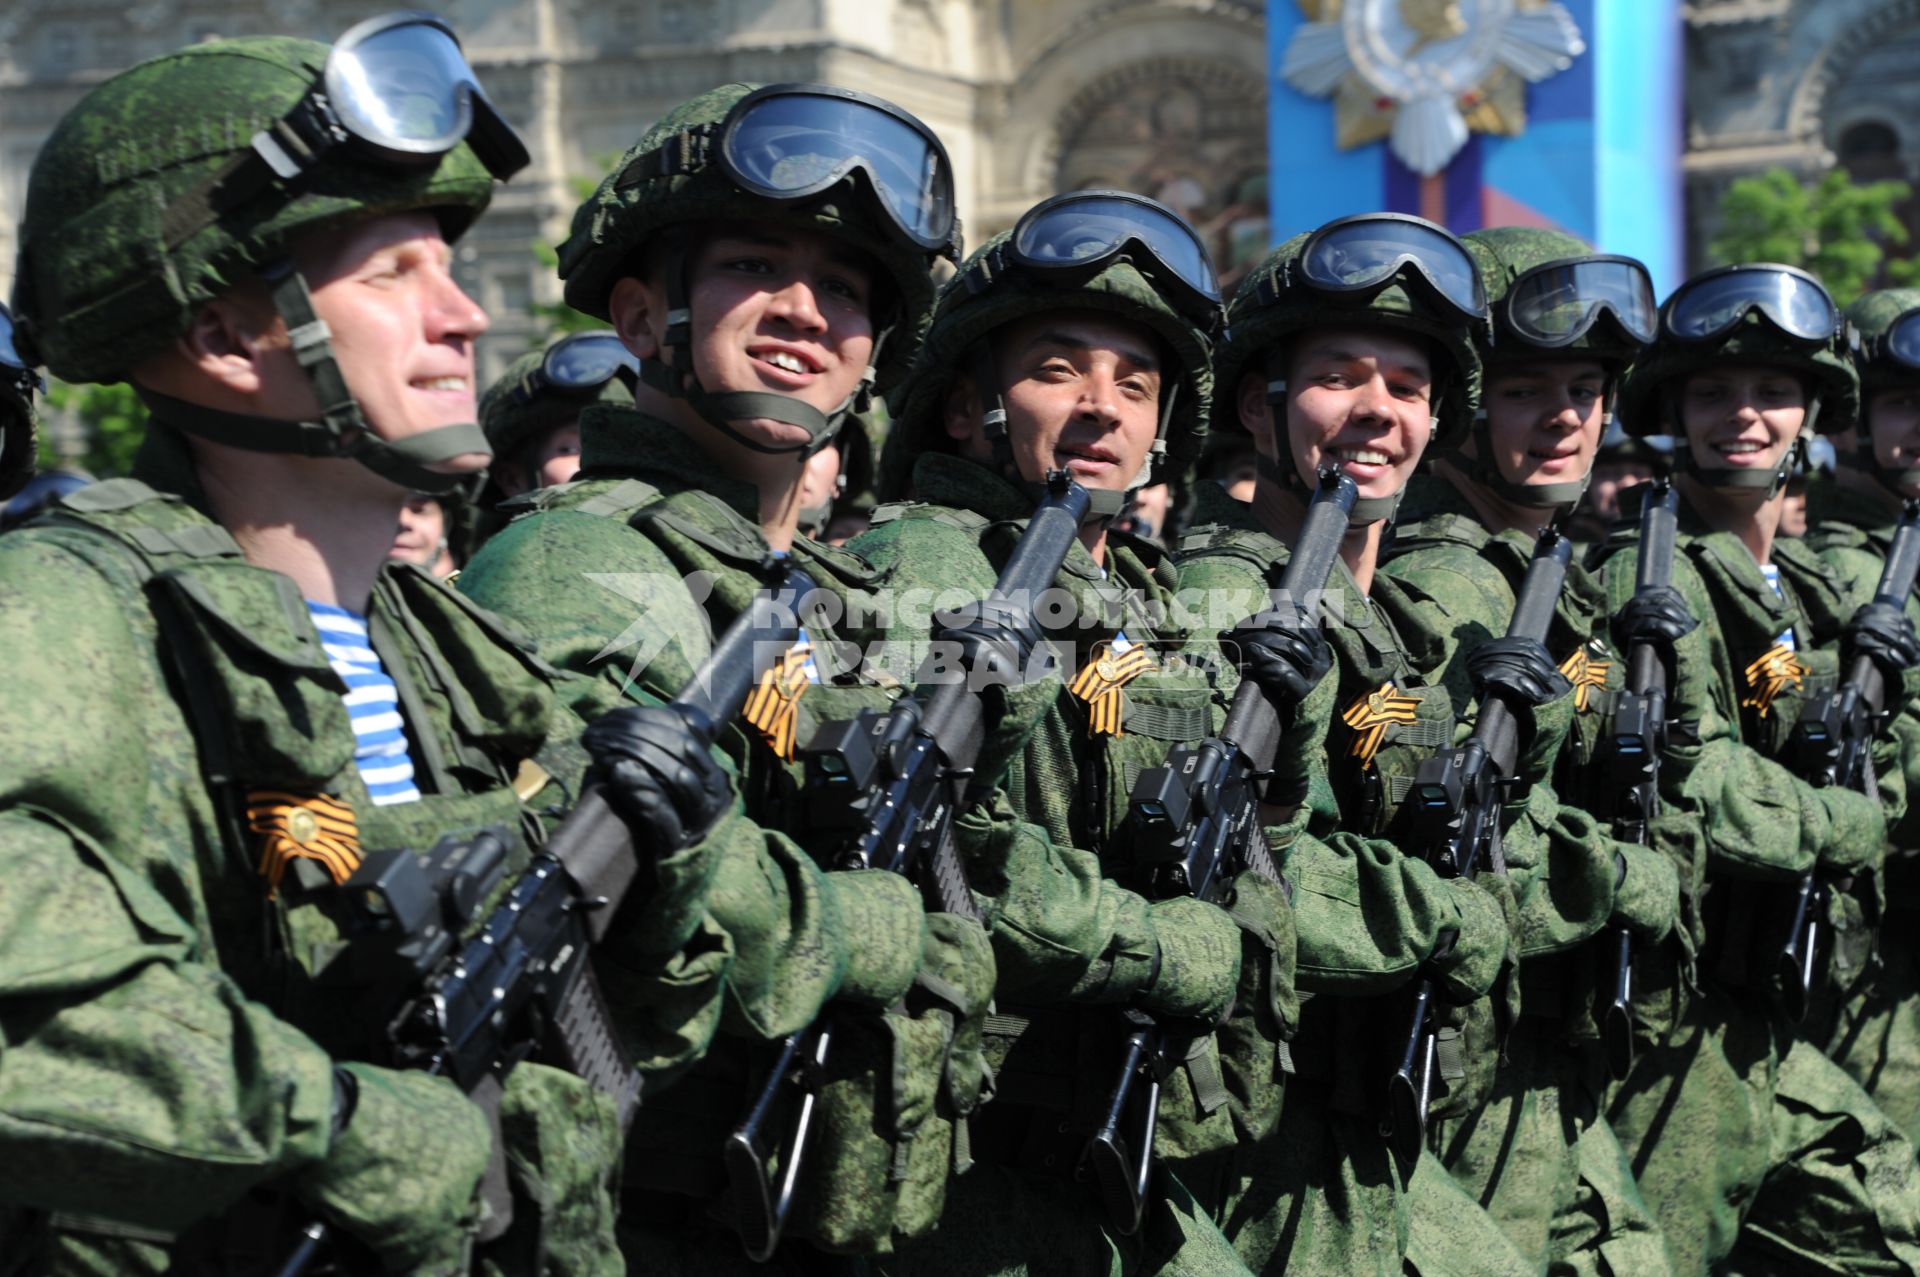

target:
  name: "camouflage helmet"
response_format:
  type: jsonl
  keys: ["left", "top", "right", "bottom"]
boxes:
{"left": 883, "top": 205, "right": 1218, "bottom": 506}
{"left": 480, "top": 334, "right": 636, "bottom": 463}
{"left": 1214, "top": 220, "right": 1485, "bottom": 453}
{"left": 14, "top": 35, "right": 498, "bottom": 385}
{"left": 1456, "top": 228, "right": 1655, "bottom": 510}
{"left": 1616, "top": 264, "right": 1859, "bottom": 440}
{"left": 556, "top": 83, "right": 958, "bottom": 402}
{"left": 1842, "top": 288, "right": 1920, "bottom": 494}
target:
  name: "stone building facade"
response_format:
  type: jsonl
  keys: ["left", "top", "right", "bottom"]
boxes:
{"left": 1, "top": 0, "right": 1913, "bottom": 385}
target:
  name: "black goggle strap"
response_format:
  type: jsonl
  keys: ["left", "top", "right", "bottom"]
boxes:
{"left": 141, "top": 262, "right": 486, "bottom": 493}
{"left": 1259, "top": 372, "right": 1408, "bottom": 525}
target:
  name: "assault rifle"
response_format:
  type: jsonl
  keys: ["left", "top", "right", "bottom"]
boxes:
{"left": 279, "top": 568, "right": 816, "bottom": 1277}
{"left": 1779, "top": 498, "right": 1920, "bottom": 1021}
{"left": 723, "top": 471, "right": 1092, "bottom": 1261}
{"left": 1387, "top": 523, "right": 1573, "bottom": 1162}
{"left": 1592, "top": 477, "right": 1682, "bottom": 1078}
{"left": 1086, "top": 466, "right": 1358, "bottom": 1234}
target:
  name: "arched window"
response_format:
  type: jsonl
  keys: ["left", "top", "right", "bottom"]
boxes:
{"left": 1839, "top": 120, "right": 1902, "bottom": 179}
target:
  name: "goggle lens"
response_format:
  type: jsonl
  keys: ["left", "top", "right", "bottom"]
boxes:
{"left": 0, "top": 308, "right": 23, "bottom": 371}
{"left": 1886, "top": 310, "right": 1920, "bottom": 369}
{"left": 1507, "top": 258, "right": 1657, "bottom": 345}
{"left": 544, "top": 332, "right": 639, "bottom": 390}
{"left": 725, "top": 90, "right": 954, "bottom": 247}
{"left": 1665, "top": 267, "right": 1838, "bottom": 344}
{"left": 329, "top": 20, "right": 475, "bottom": 149}
{"left": 1301, "top": 218, "right": 1485, "bottom": 318}
{"left": 1013, "top": 194, "right": 1219, "bottom": 306}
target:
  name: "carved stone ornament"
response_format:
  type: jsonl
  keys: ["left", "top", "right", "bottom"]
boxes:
{"left": 1280, "top": 0, "right": 1584, "bottom": 176}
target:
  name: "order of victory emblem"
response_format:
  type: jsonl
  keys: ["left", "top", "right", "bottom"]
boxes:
{"left": 1281, "top": 0, "right": 1585, "bottom": 177}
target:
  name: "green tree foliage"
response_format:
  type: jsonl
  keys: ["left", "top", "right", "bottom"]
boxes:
{"left": 1709, "top": 167, "right": 1914, "bottom": 304}
{"left": 37, "top": 380, "right": 143, "bottom": 477}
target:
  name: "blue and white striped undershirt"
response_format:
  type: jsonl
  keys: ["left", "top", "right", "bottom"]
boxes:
{"left": 1760, "top": 563, "right": 1796, "bottom": 651}
{"left": 307, "top": 601, "right": 422, "bottom": 806}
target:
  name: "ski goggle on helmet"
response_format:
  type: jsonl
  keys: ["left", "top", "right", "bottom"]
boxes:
{"left": 244, "top": 11, "right": 528, "bottom": 186}
{"left": 1006, "top": 189, "right": 1224, "bottom": 330}
{"left": 1501, "top": 256, "right": 1657, "bottom": 347}
{"left": 1662, "top": 264, "right": 1844, "bottom": 347}
{"left": 663, "top": 83, "right": 957, "bottom": 253}
{"left": 510, "top": 332, "right": 640, "bottom": 406}
{"left": 1295, "top": 212, "right": 1487, "bottom": 322}
{"left": 1866, "top": 307, "right": 1920, "bottom": 371}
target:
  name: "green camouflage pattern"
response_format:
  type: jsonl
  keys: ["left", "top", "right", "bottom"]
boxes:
{"left": 849, "top": 450, "right": 1258, "bottom": 1269}
{"left": 1803, "top": 476, "right": 1920, "bottom": 1151}
{"left": 881, "top": 229, "right": 1215, "bottom": 501}
{"left": 13, "top": 37, "right": 495, "bottom": 384}
{"left": 1380, "top": 473, "right": 1677, "bottom": 1272}
{"left": 1615, "top": 271, "right": 1859, "bottom": 439}
{"left": 1212, "top": 231, "right": 1484, "bottom": 452}
{"left": 1848, "top": 288, "right": 1920, "bottom": 393}
{"left": 1590, "top": 488, "right": 1920, "bottom": 1275}
{"left": 1170, "top": 481, "right": 1517, "bottom": 1273}
{"left": 480, "top": 342, "right": 634, "bottom": 461}
{"left": 0, "top": 421, "right": 619, "bottom": 1272}
{"left": 457, "top": 406, "right": 994, "bottom": 1258}
{"left": 555, "top": 83, "right": 949, "bottom": 394}
{"left": 1461, "top": 226, "right": 1645, "bottom": 370}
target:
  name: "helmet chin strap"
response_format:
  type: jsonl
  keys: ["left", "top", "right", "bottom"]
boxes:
{"left": 1670, "top": 392, "right": 1819, "bottom": 498}
{"left": 1261, "top": 376, "right": 1420, "bottom": 524}
{"left": 1849, "top": 430, "right": 1920, "bottom": 501}
{"left": 1461, "top": 402, "right": 1599, "bottom": 514}
{"left": 638, "top": 247, "right": 875, "bottom": 460}
{"left": 139, "top": 258, "right": 489, "bottom": 495}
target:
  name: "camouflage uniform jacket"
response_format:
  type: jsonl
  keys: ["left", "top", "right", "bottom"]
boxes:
{"left": 1382, "top": 475, "right": 1681, "bottom": 966}
{"left": 458, "top": 407, "right": 992, "bottom": 1251}
{"left": 1173, "top": 483, "right": 1511, "bottom": 1117}
{"left": 1591, "top": 484, "right": 1888, "bottom": 994}
{"left": 0, "top": 423, "right": 621, "bottom": 1271}
{"left": 852, "top": 452, "right": 1276, "bottom": 1164}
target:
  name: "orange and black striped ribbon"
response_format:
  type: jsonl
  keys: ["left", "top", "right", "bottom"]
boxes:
{"left": 246, "top": 790, "right": 363, "bottom": 897}
{"left": 1340, "top": 681, "right": 1421, "bottom": 767}
{"left": 1741, "top": 643, "right": 1807, "bottom": 719}
{"left": 1558, "top": 646, "right": 1612, "bottom": 714}
{"left": 743, "top": 643, "right": 813, "bottom": 760}
{"left": 1068, "top": 640, "right": 1156, "bottom": 736}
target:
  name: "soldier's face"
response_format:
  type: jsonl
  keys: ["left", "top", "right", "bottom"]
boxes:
{"left": 1677, "top": 364, "right": 1806, "bottom": 479}
{"left": 612, "top": 224, "right": 877, "bottom": 452}
{"left": 948, "top": 311, "right": 1165, "bottom": 491}
{"left": 299, "top": 212, "right": 491, "bottom": 475}
{"left": 1482, "top": 360, "right": 1607, "bottom": 490}
{"left": 1264, "top": 330, "right": 1432, "bottom": 502}
{"left": 1868, "top": 386, "right": 1920, "bottom": 491}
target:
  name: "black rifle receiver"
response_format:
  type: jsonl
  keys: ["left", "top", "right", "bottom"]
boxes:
{"left": 723, "top": 472, "right": 1092, "bottom": 1261}
{"left": 1592, "top": 477, "right": 1682, "bottom": 1076}
{"left": 1086, "top": 466, "right": 1358, "bottom": 1234}
{"left": 1778, "top": 498, "right": 1920, "bottom": 1021}
{"left": 279, "top": 568, "right": 815, "bottom": 1277}
{"left": 1386, "top": 523, "right": 1573, "bottom": 1163}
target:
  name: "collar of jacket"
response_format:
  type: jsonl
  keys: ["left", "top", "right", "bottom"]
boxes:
{"left": 908, "top": 450, "right": 1035, "bottom": 522}
{"left": 577, "top": 402, "right": 764, "bottom": 523}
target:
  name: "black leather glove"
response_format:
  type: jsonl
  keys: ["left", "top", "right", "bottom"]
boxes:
{"left": 933, "top": 595, "right": 1045, "bottom": 685}
{"left": 1617, "top": 584, "right": 1697, "bottom": 648}
{"left": 582, "top": 703, "right": 732, "bottom": 851}
{"left": 1467, "top": 636, "right": 1572, "bottom": 708}
{"left": 1844, "top": 600, "right": 1920, "bottom": 682}
{"left": 1224, "top": 609, "right": 1333, "bottom": 710}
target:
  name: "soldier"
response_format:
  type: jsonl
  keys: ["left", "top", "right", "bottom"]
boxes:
{"left": 0, "top": 18, "right": 730, "bottom": 1273}
{"left": 0, "top": 301, "right": 38, "bottom": 501}
{"left": 1566, "top": 421, "right": 1669, "bottom": 546}
{"left": 478, "top": 331, "right": 634, "bottom": 503}
{"left": 1377, "top": 227, "right": 1678, "bottom": 1272}
{"left": 1592, "top": 263, "right": 1920, "bottom": 1274}
{"left": 457, "top": 84, "right": 997, "bottom": 1268}
{"left": 852, "top": 190, "right": 1267, "bottom": 1274}
{"left": 1172, "top": 213, "right": 1521, "bottom": 1275}
{"left": 1804, "top": 287, "right": 1920, "bottom": 1146}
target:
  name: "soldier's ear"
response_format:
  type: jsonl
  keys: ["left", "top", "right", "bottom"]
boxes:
{"left": 1238, "top": 368, "right": 1277, "bottom": 455}
{"left": 944, "top": 374, "right": 980, "bottom": 444}
{"left": 609, "top": 276, "right": 662, "bottom": 361}
{"left": 172, "top": 294, "right": 280, "bottom": 396}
